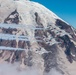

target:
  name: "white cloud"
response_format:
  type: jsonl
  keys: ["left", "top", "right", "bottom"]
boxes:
{"left": 0, "top": 62, "right": 40, "bottom": 75}
{"left": 0, "top": 62, "right": 62, "bottom": 75}
{"left": 47, "top": 68, "right": 62, "bottom": 75}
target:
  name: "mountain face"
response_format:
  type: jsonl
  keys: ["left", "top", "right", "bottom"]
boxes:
{"left": 0, "top": 0, "right": 76, "bottom": 75}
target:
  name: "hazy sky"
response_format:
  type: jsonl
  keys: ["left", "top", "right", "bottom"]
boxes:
{"left": 33, "top": 0, "right": 76, "bottom": 28}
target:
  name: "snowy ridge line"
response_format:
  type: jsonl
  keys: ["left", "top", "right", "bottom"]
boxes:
{"left": 0, "top": 23, "right": 49, "bottom": 30}
{"left": 0, "top": 46, "right": 29, "bottom": 51}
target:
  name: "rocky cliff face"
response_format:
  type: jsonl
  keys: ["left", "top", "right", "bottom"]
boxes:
{"left": 0, "top": 0, "right": 76, "bottom": 75}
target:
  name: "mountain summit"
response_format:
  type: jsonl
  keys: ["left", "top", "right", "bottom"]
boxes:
{"left": 0, "top": 0, "right": 76, "bottom": 75}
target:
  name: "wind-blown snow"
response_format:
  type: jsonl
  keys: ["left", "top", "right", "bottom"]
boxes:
{"left": 0, "top": 33, "right": 42, "bottom": 42}
{"left": 0, "top": 46, "right": 26, "bottom": 51}
{"left": 0, "top": 24, "right": 49, "bottom": 30}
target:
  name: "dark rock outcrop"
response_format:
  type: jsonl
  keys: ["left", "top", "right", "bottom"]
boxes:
{"left": 42, "top": 44, "right": 58, "bottom": 72}
{"left": 59, "top": 35, "right": 76, "bottom": 63}
{"left": 4, "top": 10, "right": 20, "bottom": 24}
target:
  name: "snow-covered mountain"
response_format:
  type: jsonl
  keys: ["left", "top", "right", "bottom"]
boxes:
{"left": 0, "top": 0, "right": 76, "bottom": 75}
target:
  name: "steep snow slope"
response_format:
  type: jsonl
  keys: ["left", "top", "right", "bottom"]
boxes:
{"left": 0, "top": 0, "right": 76, "bottom": 75}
